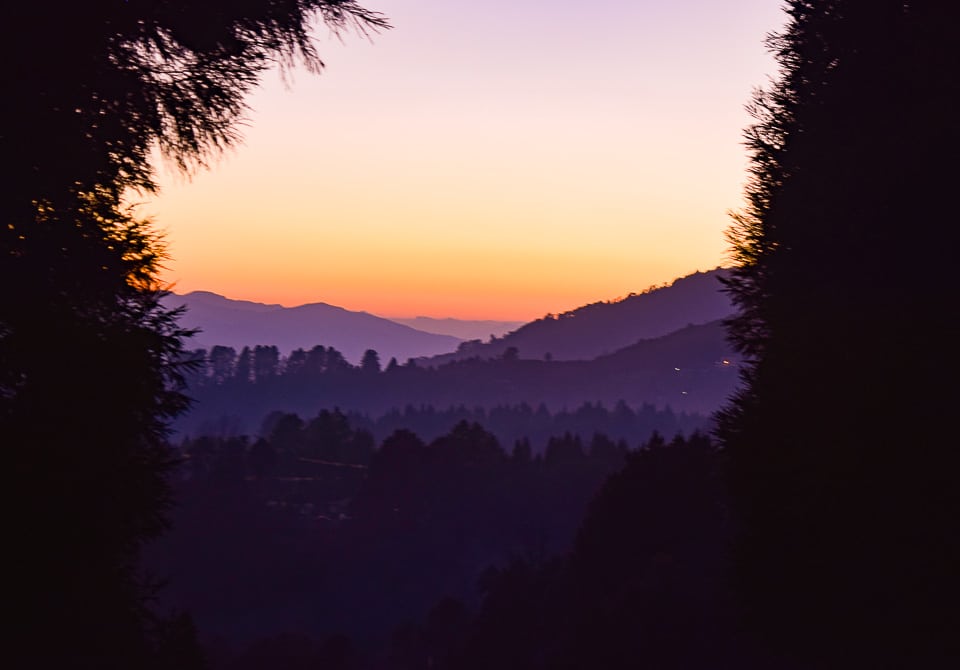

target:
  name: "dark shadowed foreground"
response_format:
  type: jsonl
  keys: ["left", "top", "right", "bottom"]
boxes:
{"left": 2, "top": 2, "right": 386, "bottom": 667}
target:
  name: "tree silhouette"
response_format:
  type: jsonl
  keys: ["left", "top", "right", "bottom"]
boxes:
{"left": 4, "top": 1, "right": 387, "bottom": 205}
{"left": 718, "top": 2, "right": 960, "bottom": 666}
{"left": 3, "top": 197, "right": 195, "bottom": 668}
{"left": 1, "top": 2, "right": 387, "bottom": 667}
{"left": 209, "top": 345, "right": 238, "bottom": 384}
{"left": 253, "top": 344, "right": 281, "bottom": 382}
{"left": 361, "top": 348, "right": 383, "bottom": 375}
{"left": 236, "top": 345, "right": 254, "bottom": 384}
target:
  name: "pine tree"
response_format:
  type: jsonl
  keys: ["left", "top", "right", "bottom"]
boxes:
{"left": 1, "top": 2, "right": 386, "bottom": 667}
{"left": 719, "top": 2, "right": 960, "bottom": 666}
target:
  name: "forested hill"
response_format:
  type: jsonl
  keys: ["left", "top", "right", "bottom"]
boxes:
{"left": 163, "top": 291, "right": 462, "bottom": 363}
{"left": 174, "top": 320, "right": 737, "bottom": 437}
{"left": 422, "top": 268, "right": 732, "bottom": 364}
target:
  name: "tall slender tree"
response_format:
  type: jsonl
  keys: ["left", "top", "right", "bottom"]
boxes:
{"left": 719, "top": 2, "right": 960, "bottom": 666}
{"left": 1, "top": 2, "right": 386, "bottom": 667}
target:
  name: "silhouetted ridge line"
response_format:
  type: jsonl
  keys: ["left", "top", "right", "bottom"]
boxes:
{"left": 174, "top": 319, "right": 738, "bottom": 436}
{"left": 163, "top": 291, "right": 463, "bottom": 363}
{"left": 421, "top": 268, "right": 733, "bottom": 365}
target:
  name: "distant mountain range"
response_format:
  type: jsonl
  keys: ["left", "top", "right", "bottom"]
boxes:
{"left": 166, "top": 269, "right": 732, "bottom": 367}
{"left": 388, "top": 316, "right": 525, "bottom": 341}
{"left": 174, "top": 318, "right": 739, "bottom": 436}
{"left": 171, "top": 270, "right": 741, "bottom": 436}
{"left": 162, "top": 291, "right": 463, "bottom": 364}
{"left": 384, "top": 319, "right": 739, "bottom": 416}
{"left": 166, "top": 268, "right": 734, "bottom": 367}
{"left": 421, "top": 269, "right": 733, "bottom": 365}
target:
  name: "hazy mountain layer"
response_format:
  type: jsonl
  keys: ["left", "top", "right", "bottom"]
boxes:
{"left": 175, "top": 320, "right": 738, "bottom": 437}
{"left": 164, "top": 291, "right": 462, "bottom": 364}
{"left": 387, "top": 316, "right": 525, "bottom": 340}
{"left": 421, "top": 269, "right": 733, "bottom": 364}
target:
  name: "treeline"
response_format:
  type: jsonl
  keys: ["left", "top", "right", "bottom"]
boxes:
{"left": 184, "top": 343, "right": 374, "bottom": 386}
{"left": 251, "top": 402, "right": 707, "bottom": 456}
{"left": 176, "top": 323, "right": 735, "bottom": 435}
{"left": 148, "top": 417, "right": 716, "bottom": 666}
{"left": 385, "top": 432, "right": 779, "bottom": 670}
{"left": 150, "top": 426, "right": 779, "bottom": 669}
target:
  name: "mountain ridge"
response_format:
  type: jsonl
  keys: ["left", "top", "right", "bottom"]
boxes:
{"left": 174, "top": 318, "right": 739, "bottom": 437}
{"left": 165, "top": 267, "right": 734, "bottom": 370}
{"left": 163, "top": 292, "right": 463, "bottom": 364}
{"left": 421, "top": 268, "right": 733, "bottom": 365}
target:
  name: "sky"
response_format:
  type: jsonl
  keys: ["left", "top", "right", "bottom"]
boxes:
{"left": 144, "top": 0, "right": 787, "bottom": 321}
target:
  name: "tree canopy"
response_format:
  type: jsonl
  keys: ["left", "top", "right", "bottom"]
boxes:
{"left": 1, "top": 2, "right": 387, "bottom": 667}
{"left": 3, "top": 1, "right": 387, "bottom": 206}
{"left": 719, "top": 2, "right": 960, "bottom": 666}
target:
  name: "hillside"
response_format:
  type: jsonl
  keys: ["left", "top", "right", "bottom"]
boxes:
{"left": 175, "top": 319, "right": 738, "bottom": 436}
{"left": 164, "top": 291, "right": 462, "bottom": 364}
{"left": 422, "top": 268, "right": 733, "bottom": 364}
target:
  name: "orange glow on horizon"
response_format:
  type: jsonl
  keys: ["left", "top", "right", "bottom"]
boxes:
{"left": 159, "top": 258, "right": 722, "bottom": 322}
{"left": 145, "top": 0, "right": 783, "bottom": 323}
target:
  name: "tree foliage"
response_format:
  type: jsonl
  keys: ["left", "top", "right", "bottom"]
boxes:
{"left": 718, "top": 2, "right": 960, "bottom": 665}
{"left": 4, "top": 0, "right": 387, "bottom": 205}
{"left": 426, "top": 433, "right": 752, "bottom": 670}
{"left": 1, "top": 2, "right": 386, "bottom": 667}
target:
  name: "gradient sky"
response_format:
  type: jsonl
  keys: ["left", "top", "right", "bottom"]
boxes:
{"left": 144, "top": 0, "right": 786, "bottom": 321}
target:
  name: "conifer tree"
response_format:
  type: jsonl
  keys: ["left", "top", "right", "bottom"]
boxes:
{"left": 1, "top": 2, "right": 386, "bottom": 667}
{"left": 719, "top": 2, "right": 960, "bottom": 666}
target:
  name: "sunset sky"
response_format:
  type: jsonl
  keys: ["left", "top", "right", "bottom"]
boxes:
{"left": 144, "top": 0, "right": 786, "bottom": 321}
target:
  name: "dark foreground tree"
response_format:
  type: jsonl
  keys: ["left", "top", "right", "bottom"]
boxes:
{"left": 719, "top": 2, "right": 960, "bottom": 667}
{"left": 1, "top": 2, "right": 386, "bottom": 667}
{"left": 4, "top": 196, "right": 196, "bottom": 668}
